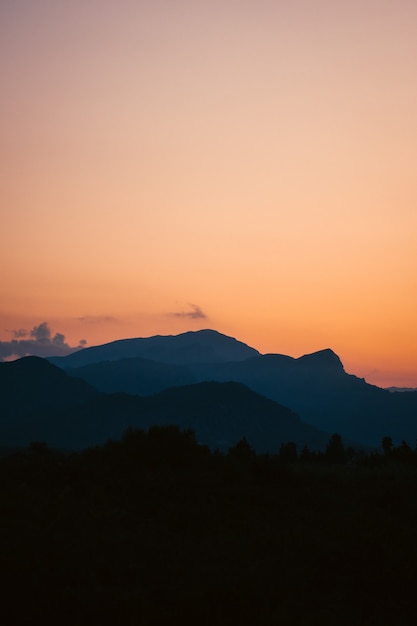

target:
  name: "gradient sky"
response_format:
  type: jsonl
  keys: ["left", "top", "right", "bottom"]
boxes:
{"left": 1, "top": 0, "right": 417, "bottom": 386}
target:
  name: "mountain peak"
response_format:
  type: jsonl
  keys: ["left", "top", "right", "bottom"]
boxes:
{"left": 2, "top": 355, "right": 68, "bottom": 377}
{"left": 49, "top": 329, "right": 260, "bottom": 367}
{"left": 296, "top": 348, "right": 345, "bottom": 371}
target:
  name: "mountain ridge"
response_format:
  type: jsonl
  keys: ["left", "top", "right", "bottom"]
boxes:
{"left": 0, "top": 355, "right": 330, "bottom": 451}
{"left": 44, "top": 329, "right": 417, "bottom": 447}
{"left": 48, "top": 328, "right": 260, "bottom": 368}
{"left": 4, "top": 329, "right": 417, "bottom": 448}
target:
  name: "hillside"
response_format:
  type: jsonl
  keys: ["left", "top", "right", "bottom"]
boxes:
{"left": 50, "top": 330, "right": 417, "bottom": 447}
{"left": 0, "top": 356, "right": 328, "bottom": 451}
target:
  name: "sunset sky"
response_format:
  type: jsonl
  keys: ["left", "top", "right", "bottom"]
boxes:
{"left": 1, "top": 0, "right": 417, "bottom": 387}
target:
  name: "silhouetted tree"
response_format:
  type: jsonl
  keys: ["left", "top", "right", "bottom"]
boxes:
{"left": 325, "top": 433, "right": 346, "bottom": 464}
{"left": 299, "top": 445, "right": 314, "bottom": 464}
{"left": 395, "top": 439, "right": 413, "bottom": 462}
{"left": 382, "top": 436, "right": 393, "bottom": 457}
{"left": 279, "top": 441, "right": 297, "bottom": 464}
{"left": 228, "top": 437, "right": 255, "bottom": 462}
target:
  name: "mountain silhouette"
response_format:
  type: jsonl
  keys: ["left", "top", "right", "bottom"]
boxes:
{"left": 49, "top": 330, "right": 417, "bottom": 447}
{"left": 136, "top": 381, "right": 329, "bottom": 452}
{"left": 66, "top": 357, "right": 196, "bottom": 395}
{"left": 191, "top": 353, "right": 417, "bottom": 446}
{"left": 0, "top": 356, "right": 98, "bottom": 412}
{"left": 0, "top": 356, "right": 98, "bottom": 447}
{"left": 0, "top": 355, "right": 329, "bottom": 451}
{"left": 49, "top": 329, "right": 260, "bottom": 367}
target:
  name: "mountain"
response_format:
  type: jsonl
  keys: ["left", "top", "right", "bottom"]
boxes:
{"left": 136, "top": 382, "right": 329, "bottom": 452}
{"left": 50, "top": 329, "right": 417, "bottom": 447}
{"left": 71, "top": 381, "right": 329, "bottom": 453}
{"left": 48, "top": 329, "right": 260, "bottom": 368}
{"left": 0, "top": 357, "right": 99, "bottom": 447}
{"left": 0, "top": 356, "right": 329, "bottom": 451}
{"left": 0, "top": 356, "right": 98, "bottom": 413}
{"left": 66, "top": 357, "right": 196, "bottom": 396}
{"left": 190, "top": 352, "right": 417, "bottom": 447}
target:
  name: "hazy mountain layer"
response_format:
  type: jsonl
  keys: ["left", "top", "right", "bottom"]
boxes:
{"left": 0, "top": 356, "right": 328, "bottom": 451}
{"left": 191, "top": 354, "right": 417, "bottom": 446}
{"left": 49, "top": 329, "right": 260, "bottom": 368}
{"left": 66, "top": 357, "right": 197, "bottom": 396}
{"left": 50, "top": 330, "right": 417, "bottom": 447}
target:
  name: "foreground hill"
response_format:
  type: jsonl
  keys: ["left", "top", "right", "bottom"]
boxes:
{"left": 52, "top": 330, "right": 417, "bottom": 447}
{"left": 0, "top": 356, "right": 98, "bottom": 413}
{"left": 0, "top": 356, "right": 328, "bottom": 451}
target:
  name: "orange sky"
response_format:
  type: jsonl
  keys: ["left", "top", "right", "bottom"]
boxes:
{"left": 1, "top": 0, "right": 417, "bottom": 387}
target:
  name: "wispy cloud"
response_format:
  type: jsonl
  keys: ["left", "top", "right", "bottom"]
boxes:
{"left": 169, "top": 304, "right": 207, "bottom": 320}
{"left": 12, "top": 328, "right": 28, "bottom": 339}
{"left": 76, "top": 315, "right": 119, "bottom": 324}
{"left": 0, "top": 322, "right": 86, "bottom": 361}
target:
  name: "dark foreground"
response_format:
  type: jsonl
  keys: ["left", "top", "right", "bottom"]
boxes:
{"left": 1, "top": 428, "right": 417, "bottom": 625}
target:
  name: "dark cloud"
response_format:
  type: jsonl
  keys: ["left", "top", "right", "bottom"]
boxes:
{"left": 0, "top": 322, "right": 87, "bottom": 361}
{"left": 12, "top": 328, "right": 28, "bottom": 339}
{"left": 170, "top": 304, "right": 207, "bottom": 320}
{"left": 52, "top": 332, "right": 65, "bottom": 346}
{"left": 30, "top": 322, "right": 51, "bottom": 341}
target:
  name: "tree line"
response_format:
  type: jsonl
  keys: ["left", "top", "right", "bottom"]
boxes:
{"left": 2, "top": 426, "right": 417, "bottom": 625}
{"left": 231, "top": 431, "right": 417, "bottom": 467}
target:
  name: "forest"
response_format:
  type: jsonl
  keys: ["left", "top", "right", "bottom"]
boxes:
{"left": 2, "top": 427, "right": 417, "bottom": 625}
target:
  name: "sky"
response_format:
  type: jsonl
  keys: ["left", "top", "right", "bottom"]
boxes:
{"left": 1, "top": 0, "right": 417, "bottom": 387}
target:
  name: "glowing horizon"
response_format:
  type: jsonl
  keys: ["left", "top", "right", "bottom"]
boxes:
{"left": 1, "top": 1, "right": 416, "bottom": 388}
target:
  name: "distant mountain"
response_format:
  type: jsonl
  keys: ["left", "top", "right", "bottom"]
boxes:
{"left": 190, "top": 352, "right": 417, "bottom": 447}
{"left": 50, "top": 328, "right": 417, "bottom": 447}
{"left": 49, "top": 329, "right": 260, "bottom": 368}
{"left": 66, "top": 357, "right": 196, "bottom": 396}
{"left": 386, "top": 387, "right": 417, "bottom": 393}
{"left": 136, "top": 382, "right": 329, "bottom": 453}
{"left": 71, "top": 381, "right": 329, "bottom": 453}
{"left": 0, "top": 355, "right": 329, "bottom": 452}
{"left": 0, "top": 356, "right": 98, "bottom": 413}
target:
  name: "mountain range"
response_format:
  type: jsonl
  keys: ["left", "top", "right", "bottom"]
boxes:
{"left": 50, "top": 329, "right": 417, "bottom": 447}
{"left": 2, "top": 329, "right": 417, "bottom": 450}
{"left": 0, "top": 354, "right": 327, "bottom": 452}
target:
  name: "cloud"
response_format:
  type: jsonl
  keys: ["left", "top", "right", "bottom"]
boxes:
{"left": 30, "top": 322, "right": 51, "bottom": 341}
{"left": 52, "top": 332, "right": 66, "bottom": 346}
{"left": 12, "top": 328, "right": 28, "bottom": 339}
{"left": 170, "top": 303, "right": 208, "bottom": 320}
{"left": 0, "top": 322, "right": 87, "bottom": 361}
{"left": 76, "top": 315, "right": 119, "bottom": 324}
